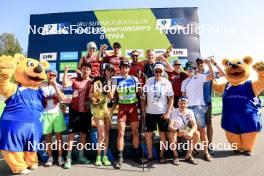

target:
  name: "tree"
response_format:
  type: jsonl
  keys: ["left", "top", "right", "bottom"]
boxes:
{"left": 0, "top": 33, "right": 23, "bottom": 56}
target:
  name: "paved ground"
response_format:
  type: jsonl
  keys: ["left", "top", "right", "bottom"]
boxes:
{"left": 1, "top": 109, "right": 264, "bottom": 176}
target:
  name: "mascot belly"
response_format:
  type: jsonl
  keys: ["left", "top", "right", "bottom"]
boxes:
{"left": 213, "top": 56, "right": 264, "bottom": 155}
{"left": 0, "top": 54, "right": 49, "bottom": 174}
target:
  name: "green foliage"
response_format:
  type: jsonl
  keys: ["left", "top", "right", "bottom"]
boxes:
{"left": 0, "top": 33, "right": 22, "bottom": 56}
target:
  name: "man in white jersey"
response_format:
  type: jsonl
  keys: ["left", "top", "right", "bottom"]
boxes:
{"left": 169, "top": 96, "right": 200, "bottom": 165}
{"left": 181, "top": 60, "right": 214, "bottom": 161}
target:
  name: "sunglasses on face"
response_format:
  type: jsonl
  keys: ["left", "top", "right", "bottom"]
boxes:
{"left": 155, "top": 70, "right": 163, "bottom": 73}
{"left": 187, "top": 67, "right": 197, "bottom": 71}
{"left": 131, "top": 55, "right": 139, "bottom": 57}
{"left": 174, "top": 64, "right": 181, "bottom": 66}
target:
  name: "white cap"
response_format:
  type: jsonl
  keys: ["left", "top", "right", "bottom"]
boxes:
{"left": 87, "top": 42, "right": 97, "bottom": 50}
{"left": 154, "top": 63, "right": 165, "bottom": 71}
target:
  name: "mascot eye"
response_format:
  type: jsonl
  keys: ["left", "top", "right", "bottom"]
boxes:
{"left": 237, "top": 61, "right": 243, "bottom": 65}
{"left": 38, "top": 64, "right": 44, "bottom": 69}
{"left": 27, "top": 60, "right": 35, "bottom": 67}
{"left": 227, "top": 62, "right": 233, "bottom": 67}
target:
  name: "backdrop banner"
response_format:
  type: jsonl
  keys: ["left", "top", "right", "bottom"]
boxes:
{"left": 28, "top": 7, "right": 201, "bottom": 81}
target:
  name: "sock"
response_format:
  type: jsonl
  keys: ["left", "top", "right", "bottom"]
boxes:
{"left": 67, "top": 151, "right": 72, "bottom": 159}
{"left": 79, "top": 150, "right": 84, "bottom": 156}
{"left": 117, "top": 151, "right": 123, "bottom": 158}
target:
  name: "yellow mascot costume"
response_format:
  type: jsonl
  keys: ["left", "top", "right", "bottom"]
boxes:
{"left": 0, "top": 54, "right": 49, "bottom": 175}
{"left": 213, "top": 57, "right": 264, "bottom": 155}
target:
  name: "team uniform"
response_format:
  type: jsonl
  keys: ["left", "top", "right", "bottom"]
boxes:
{"left": 41, "top": 84, "right": 66, "bottom": 135}
{"left": 115, "top": 75, "right": 139, "bottom": 123}
{"left": 68, "top": 77, "right": 93, "bottom": 133}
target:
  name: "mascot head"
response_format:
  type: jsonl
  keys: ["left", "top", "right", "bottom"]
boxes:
{"left": 14, "top": 54, "right": 49, "bottom": 88}
{"left": 222, "top": 56, "right": 252, "bottom": 86}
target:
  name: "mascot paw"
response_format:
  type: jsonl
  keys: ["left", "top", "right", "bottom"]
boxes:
{"left": 0, "top": 55, "right": 17, "bottom": 77}
{"left": 253, "top": 61, "right": 264, "bottom": 75}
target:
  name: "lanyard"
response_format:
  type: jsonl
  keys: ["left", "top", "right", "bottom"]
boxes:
{"left": 154, "top": 78, "right": 162, "bottom": 100}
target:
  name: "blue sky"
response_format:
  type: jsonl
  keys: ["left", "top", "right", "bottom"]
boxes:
{"left": 1, "top": 0, "right": 263, "bottom": 64}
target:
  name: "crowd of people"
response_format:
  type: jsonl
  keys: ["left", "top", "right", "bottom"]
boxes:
{"left": 41, "top": 41, "right": 226, "bottom": 170}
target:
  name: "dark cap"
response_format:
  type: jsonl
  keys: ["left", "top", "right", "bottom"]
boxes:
{"left": 120, "top": 60, "right": 131, "bottom": 67}
{"left": 178, "top": 96, "right": 189, "bottom": 102}
{"left": 184, "top": 62, "right": 195, "bottom": 70}
{"left": 196, "top": 57, "right": 204, "bottom": 63}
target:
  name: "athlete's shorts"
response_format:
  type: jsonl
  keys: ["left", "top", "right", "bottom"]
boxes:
{"left": 145, "top": 113, "right": 168, "bottom": 132}
{"left": 43, "top": 111, "right": 66, "bottom": 135}
{"left": 117, "top": 103, "right": 139, "bottom": 123}
{"left": 91, "top": 102, "right": 110, "bottom": 119}
{"left": 189, "top": 105, "right": 207, "bottom": 129}
{"left": 68, "top": 106, "right": 92, "bottom": 134}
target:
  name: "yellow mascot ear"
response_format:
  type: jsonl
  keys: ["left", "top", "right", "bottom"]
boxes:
{"left": 222, "top": 59, "right": 229, "bottom": 67}
{"left": 14, "top": 53, "right": 26, "bottom": 63}
{"left": 39, "top": 60, "right": 49, "bottom": 70}
{"left": 243, "top": 56, "right": 252, "bottom": 65}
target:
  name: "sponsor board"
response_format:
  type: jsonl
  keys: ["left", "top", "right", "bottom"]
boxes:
{"left": 48, "top": 62, "right": 57, "bottom": 71}
{"left": 60, "top": 52, "right": 78, "bottom": 60}
{"left": 39, "top": 52, "right": 57, "bottom": 61}
{"left": 125, "top": 49, "right": 144, "bottom": 58}
{"left": 42, "top": 23, "right": 70, "bottom": 35}
{"left": 59, "top": 62, "right": 78, "bottom": 71}
{"left": 154, "top": 49, "right": 166, "bottom": 57}
{"left": 171, "top": 49, "right": 188, "bottom": 57}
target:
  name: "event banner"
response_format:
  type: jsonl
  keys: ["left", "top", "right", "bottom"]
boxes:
{"left": 28, "top": 7, "right": 200, "bottom": 80}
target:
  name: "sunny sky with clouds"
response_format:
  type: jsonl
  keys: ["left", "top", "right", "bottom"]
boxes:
{"left": 1, "top": 0, "right": 263, "bottom": 79}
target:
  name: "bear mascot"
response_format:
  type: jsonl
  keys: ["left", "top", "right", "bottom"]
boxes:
{"left": 213, "top": 56, "right": 264, "bottom": 155}
{"left": 0, "top": 54, "right": 49, "bottom": 175}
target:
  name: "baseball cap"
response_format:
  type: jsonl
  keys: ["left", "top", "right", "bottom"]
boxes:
{"left": 120, "top": 60, "right": 131, "bottom": 67}
{"left": 184, "top": 62, "right": 196, "bottom": 70}
{"left": 196, "top": 57, "right": 204, "bottom": 63}
{"left": 178, "top": 96, "right": 189, "bottom": 102}
{"left": 154, "top": 62, "right": 165, "bottom": 71}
